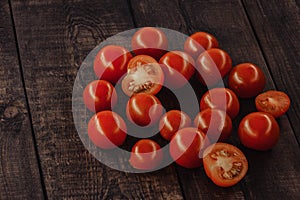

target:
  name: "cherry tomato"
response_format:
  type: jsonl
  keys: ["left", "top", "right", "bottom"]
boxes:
{"left": 159, "top": 51, "right": 195, "bottom": 89}
{"left": 238, "top": 112, "right": 280, "bottom": 151}
{"left": 255, "top": 90, "right": 290, "bottom": 118}
{"left": 83, "top": 80, "right": 117, "bottom": 113}
{"left": 200, "top": 88, "right": 240, "bottom": 119}
{"left": 194, "top": 108, "right": 232, "bottom": 142}
{"left": 131, "top": 27, "right": 168, "bottom": 60}
{"left": 88, "top": 111, "right": 127, "bottom": 149}
{"left": 203, "top": 143, "right": 248, "bottom": 187}
{"left": 94, "top": 45, "right": 132, "bottom": 83}
{"left": 169, "top": 127, "right": 210, "bottom": 168}
{"left": 184, "top": 32, "right": 219, "bottom": 58}
{"left": 126, "top": 93, "right": 163, "bottom": 127}
{"left": 129, "top": 139, "right": 163, "bottom": 170}
{"left": 196, "top": 48, "right": 232, "bottom": 86}
{"left": 228, "top": 63, "right": 266, "bottom": 98}
{"left": 122, "top": 55, "right": 164, "bottom": 96}
{"left": 159, "top": 110, "right": 192, "bottom": 141}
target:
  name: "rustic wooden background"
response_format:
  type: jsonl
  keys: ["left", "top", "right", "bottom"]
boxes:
{"left": 0, "top": 0, "right": 299, "bottom": 199}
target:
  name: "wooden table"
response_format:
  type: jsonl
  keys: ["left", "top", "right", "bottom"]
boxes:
{"left": 1, "top": 0, "right": 299, "bottom": 199}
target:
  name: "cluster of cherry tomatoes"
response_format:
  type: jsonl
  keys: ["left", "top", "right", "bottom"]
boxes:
{"left": 83, "top": 27, "right": 291, "bottom": 187}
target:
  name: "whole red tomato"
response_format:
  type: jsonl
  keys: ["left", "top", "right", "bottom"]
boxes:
{"left": 126, "top": 93, "right": 163, "bottom": 127}
{"left": 129, "top": 139, "right": 163, "bottom": 170}
{"left": 131, "top": 27, "right": 168, "bottom": 60}
{"left": 88, "top": 111, "right": 127, "bottom": 149}
{"left": 228, "top": 63, "right": 266, "bottom": 98}
{"left": 159, "top": 51, "right": 195, "bottom": 89}
{"left": 83, "top": 80, "right": 117, "bottom": 113}
{"left": 159, "top": 110, "right": 192, "bottom": 141}
{"left": 184, "top": 32, "right": 219, "bottom": 58}
{"left": 238, "top": 112, "right": 280, "bottom": 151}
{"left": 94, "top": 45, "right": 132, "bottom": 83}
{"left": 200, "top": 88, "right": 240, "bottom": 119}
{"left": 169, "top": 127, "right": 210, "bottom": 168}
{"left": 196, "top": 48, "right": 232, "bottom": 86}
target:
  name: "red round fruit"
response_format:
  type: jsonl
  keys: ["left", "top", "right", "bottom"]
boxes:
{"left": 129, "top": 139, "right": 163, "bottom": 170}
{"left": 184, "top": 32, "right": 219, "bottom": 58}
{"left": 94, "top": 45, "right": 132, "bottom": 83}
{"left": 194, "top": 108, "right": 232, "bottom": 142}
{"left": 126, "top": 93, "right": 163, "bottom": 127}
{"left": 238, "top": 112, "right": 280, "bottom": 151}
{"left": 159, "top": 110, "right": 192, "bottom": 141}
{"left": 228, "top": 63, "right": 266, "bottom": 98}
{"left": 196, "top": 48, "right": 232, "bottom": 86}
{"left": 200, "top": 88, "right": 240, "bottom": 119}
{"left": 255, "top": 90, "right": 291, "bottom": 118}
{"left": 159, "top": 51, "right": 195, "bottom": 89}
{"left": 203, "top": 143, "right": 248, "bottom": 187}
{"left": 122, "top": 55, "right": 164, "bottom": 96}
{"left": 88, "top": 111, "right": 127, "bottom": 149}
{"left": 83, "top": 80, "right": 117, "bottom": 113}
{"left": 169, "top": 127, "right": 210, "bottom": 168}
{"left": 131, "top": 27, "right": 168, "bottom": 60}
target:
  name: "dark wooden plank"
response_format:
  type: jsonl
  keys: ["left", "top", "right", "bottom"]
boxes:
{"left": 242, "top": 0, "right": 300, "bottom": 143}
{"left": 11, "top": 0, "right": 184, "bottom": 199}
{"left": 130, "top": 0, "right": 300, "bottom": 199}
{"left": 0, "top": 1, "right": 44, "bottom": 199}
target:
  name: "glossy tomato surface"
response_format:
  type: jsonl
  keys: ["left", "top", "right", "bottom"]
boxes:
{"left": 194, "top": 108, "right": 232, "bottom": 142}
{"left": 196, "top": 48, "right": 232, "bottom": 86}
{"left": 131, "top": 27, "right": 168, "bottom": 60}
{"left": 122, "top": 55, "right": 164, "bottom": 96}
{"left": 159, "top": 51, "right": 195, "bottom": 89}
{"left": 159, "top": 110, "right": 192, "bottom": 141}
{"left": 184, "top": 32, "right": 219, "bottom": 58}
{"left": 126, "top": 93, "right": 163, "bottom": 127}
{"left": 94, "top": 45, "right": 132, "bottom": 83}
{"left": 83, "top": 80, "right": 117, "bottom": 113}
{"left": 200, "top": 88, "right": 240, "bottom": 119}
{"left": 169, "top": 127, "right": 210, "bottom": 168}
{"left": 228, "top": 63, "right": 266, "bottom": 98}
{"left": 255, "top": 90, "right": 291, "bottom": 118}
{"left": 129, "top": 139, "right": 163, "bottom": 170}
{"left": 88, "top": 111, "right": 127, "bottom": 149}
{"left": 203, "top": 143, "right": 248, "bottom": 187}
{"left": 238, "top": 112, "right": 280, "bottom": 151}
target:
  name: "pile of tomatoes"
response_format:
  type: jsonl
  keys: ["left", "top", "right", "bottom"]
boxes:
{"left": 83, "top": 27, "right": 290, "bottom": 187}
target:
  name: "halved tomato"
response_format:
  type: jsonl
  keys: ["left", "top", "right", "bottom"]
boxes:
{"left": 203, "top": 143, "right": 248, "bottom": 187}
{"left": 122, "top": 55, "right": 164, "bottom": 96}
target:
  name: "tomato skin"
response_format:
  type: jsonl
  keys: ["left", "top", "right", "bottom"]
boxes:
{"left": 184, "top": 32, "right": 219, "bottom": 59}
{"left": 200, "top": 88, "right": 240, "bottom": 119}
{"left": 238, "top": 112, "right": 280, "bottom": 151}
{"left": 159, "top": 110, "right": 192, "bottom": 141}
{"left": 132, "top": 27, "right": 168, "bottom": 60}
{"left": 194, "top": 108, "right": 232, "bottom": 142}
{"left": 169, "top": 127, "right": 210, "bottom": 168}
{"left": 255, "top": 90, "right": 291, "bottom": 118}
{"left": 129, "top": 139, "right": 163, "bottom": 170}
{"left": 94, "top": 45, "right": 132, "bottom": 84}
{"left": 88, "top": 111, "right": 127, "bottom": 149}
{"left": 159, "top": 51, "right": 195, "bottom": 89}
{"left": 121, "top": 55, "right": 164, "bottom": 96}
{"left": 196, "top": 48, "right": 232, "bottom": 86}
{"left": 126, "top": 93, "right": 163, "bottom": 127}
{"left": 203, "top": 143, "right": 248, "bottom": 187}
{"left": 228, "top": 63, "right": 266, "bottom": 98}
{"left": 83, "top": 80, "right": 117, "bottom": 113}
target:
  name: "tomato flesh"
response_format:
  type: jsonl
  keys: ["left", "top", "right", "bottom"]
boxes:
{"left": 203, "top": 143, "right": 248, "bottom": 187}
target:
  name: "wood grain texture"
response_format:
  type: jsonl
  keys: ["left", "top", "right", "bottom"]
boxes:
{"left": 0, "top": 1, "right": 44, "bottom": 199}
{"left": 11, "top": 0, "right": 183, "bottom": 199}
{"left": 242, "top": 0, "right": 300, "bottom": 143}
